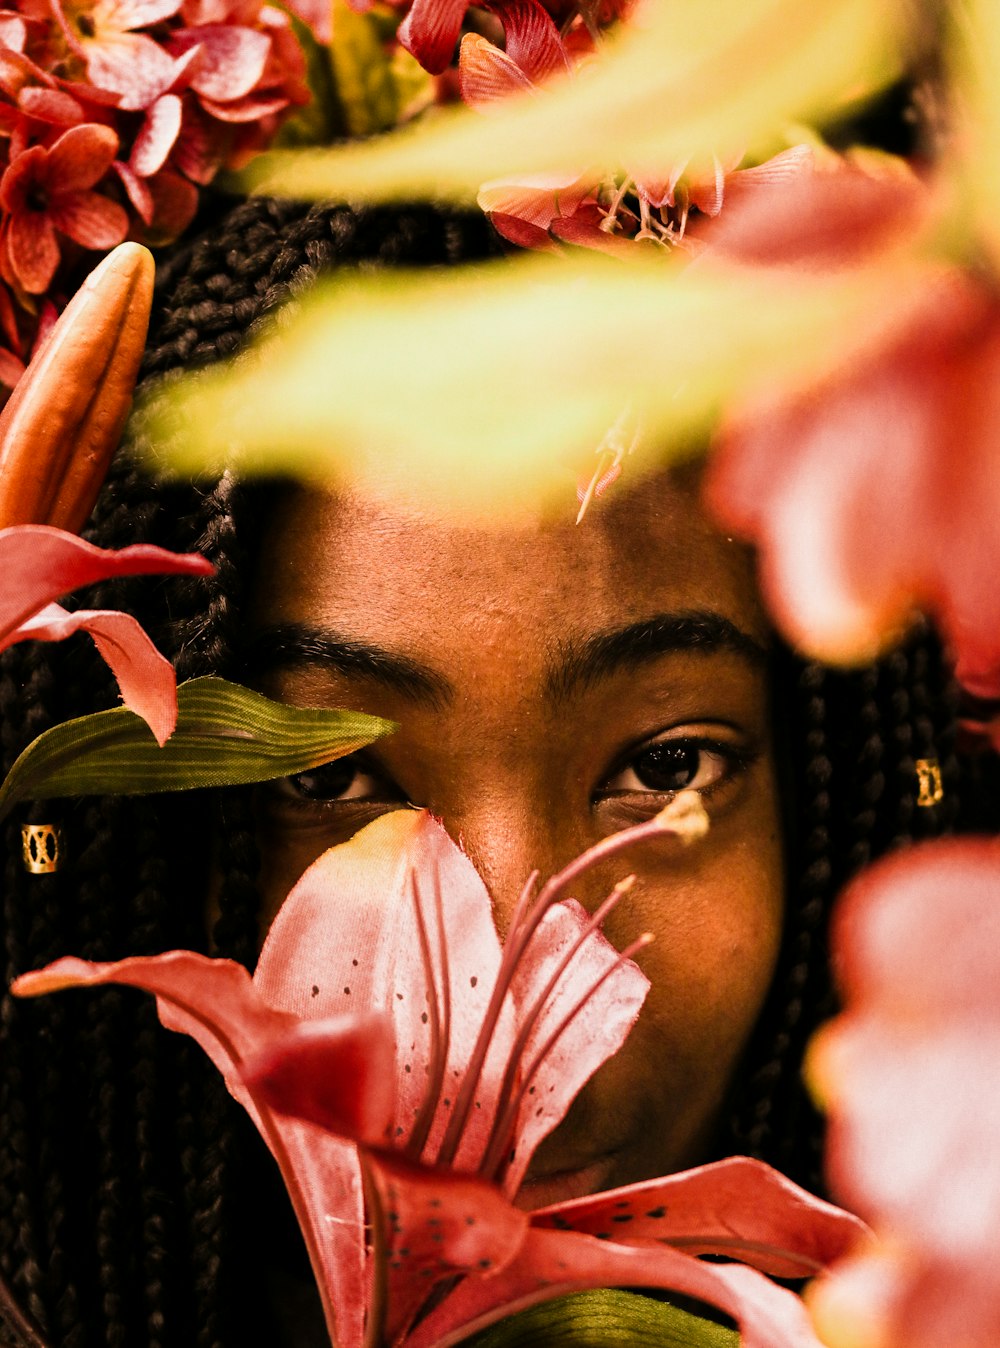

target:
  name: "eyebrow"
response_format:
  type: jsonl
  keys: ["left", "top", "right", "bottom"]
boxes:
{"left": 546, "top": 611, "right": 769, "bottom": 701}
{"left": 242, "top": 623, "right": 453, "bottom": 709}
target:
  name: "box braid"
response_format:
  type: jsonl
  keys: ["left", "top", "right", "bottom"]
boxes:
{"left": 0, "top": 194, "right": 975, "bottom": 1345}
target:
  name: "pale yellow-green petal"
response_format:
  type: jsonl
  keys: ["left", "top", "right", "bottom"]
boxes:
{"left": 146, "top": 245, "right": 929, "bottom": 514}
{"left": 243, "top": 0, "right": 902, "bottom": 205}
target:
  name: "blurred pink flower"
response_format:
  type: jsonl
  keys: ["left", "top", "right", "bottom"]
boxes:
{"left": 14, "top": 807, "right": 863, "bottom": 1347}
{"left": 0, "top": 123, "right": 128, "bottom": 293}
{"left": 704, "top": 163, "right": 1000, "bottom": 697}
{"left": 807, "top": 838, "right": 1000, "bottom": 1348}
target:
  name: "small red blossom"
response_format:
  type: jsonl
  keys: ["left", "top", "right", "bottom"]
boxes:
{"left": 15, "top": 807, "right": 866, "bottom": 1347}
{"left": 806, "top": 839, "right": 1000, "bottom": 1348}
{"left": 704, "top": 162, "right": 1000, "bottom": 697}
{"left": 0, "top": 123, "right": 127, "bottom": 293}
{"left": 56, "top": 0, "right": 185, "bottom": 111}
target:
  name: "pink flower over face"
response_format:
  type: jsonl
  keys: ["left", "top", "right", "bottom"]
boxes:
{"left": 0, "top": 123, "right": 127, "bottom": 293}
{"left": 15, "top": 807, "right": 866, "bottom": 1347}
{"left": 806, "top": 839, "right": 1000, "bottom": 1348}
{"left": 0, "top": 525, "right": 213, "bottom": 743}
{"left": 704, "top": 162, "right": 1000, "bottom": 698}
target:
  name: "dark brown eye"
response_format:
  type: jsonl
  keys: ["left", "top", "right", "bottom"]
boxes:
{"left": 631, "top": 742, "right": 703, "bottom": 792}
{"left": 601, "top": 738, "right": 738, "bottom": 797}
{"left": 277, "top": 755, "right": 382, "bottom": 803}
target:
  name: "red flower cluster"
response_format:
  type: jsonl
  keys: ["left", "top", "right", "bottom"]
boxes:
{"left": 396, "top": 0, "right": 805, "bottom": 255}
{"left": 0, "top": 0, "right": 311, "bottom": 388}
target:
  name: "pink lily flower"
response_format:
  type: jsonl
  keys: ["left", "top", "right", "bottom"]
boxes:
{"left": 15, "top": 806, "right": 865, "bottom": 1346}
{"left": 0, "top": 524, "right": 213, "bottom": 743}
{"left": 806, "top": 838, "right": 1000, "bottom": 1348}
{"left": 703, "top": 160, "right": 1000, "bottom": 698}
{"left": 0, "top": 123, "right": 128, "bottom": 294}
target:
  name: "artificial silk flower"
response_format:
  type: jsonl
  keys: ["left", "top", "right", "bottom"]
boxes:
{"left": 805, "top": 838, "right": 1000, "bottom": 1348}
{"left": 0, "top": 525, "right": 212, "bottom": 744}
{"left": 15, "top": 805, "right": 865, "bottom": 1348}
{"left": 703, "top": 159, "right": 1000, "bottom": 697}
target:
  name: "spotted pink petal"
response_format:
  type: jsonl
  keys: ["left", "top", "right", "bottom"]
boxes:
{"left": 489, "top": 212, "right": 564, "bottom": 251}
{"left": 49, "top": 191, "right": 129, "bottom": 250}
{"left": 408, "top": 1224, "right": 835, "bottom": 1348}
{"left": 374, "top": 1153, "right": 530, "bottom": 1343}
{"left": 533, "top": 1156, "right": 866, "bottom": 1277}
{"left": 85, "top": 30, "right": 179, "bottom": 109}
{"left": 0, "top": 526, "right": 213, "bottom": 641}
{"left": 5, "top": 601, "right": 179, "bottom": 744}
{"left": 253, "top": 810, "right": 516, "bottom": 1174}
{"left": 397, "top": 0, "right": 470, "bottom": 75}
{"left": 47, "top": 123, "right": 120, "bottom": 192}
{"left": 130, "top": 92, "right": 182, "bottom": 175}
{"left": 169, "top": 25, "right": 270, "bottom": 101}
{"left": 11, "top": 951, "right": 367, "bottom": 1348}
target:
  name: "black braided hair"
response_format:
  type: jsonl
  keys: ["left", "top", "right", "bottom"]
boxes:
{"left": 0, "top": 194, "right": 980, "bottom": 1344}
{"left": 0, "top": 199, "right": 504, "bottom": 1348}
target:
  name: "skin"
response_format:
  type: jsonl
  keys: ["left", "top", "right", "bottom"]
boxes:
{"left": 246, "top": 466, "right": 784, "bottom": 1209}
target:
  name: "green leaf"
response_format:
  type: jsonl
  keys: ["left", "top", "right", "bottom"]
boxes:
{"left": 0, "top": 676, "right": 394, "bottom": 820}
{"left": 242, "top": 0, "right": 901, "bottom": 205}
{"left": 460, "top": 1289, "right": 738, "bottom": 1347}
{"left": 329, "top": 0, "right": 400, "bottom": 138}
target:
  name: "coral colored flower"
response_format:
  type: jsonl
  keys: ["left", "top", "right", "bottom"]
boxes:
{"left": 0, "top": 123, "right": 127, "bottom": 293}
{"left": 806, "top": 838, "right": 1000, "bottom": 1348}
{"left": 56, "top": 0, "right": 185, "bottom": 110}
{"left": 15, "top": 807, "right": 865, "bottom": 1347}
{"left": 704, "top": 163, "right": 1000, "bottom": 697}
{"left": 0, "top": 525, "right": 213, "bottom": 743}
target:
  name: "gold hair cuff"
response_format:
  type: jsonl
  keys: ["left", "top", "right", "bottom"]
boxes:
{"left": 915, "top": 758, "right": 944, "bottom": 807}
{"left": 21, "top": 824, "right": 64, "bottom": 874}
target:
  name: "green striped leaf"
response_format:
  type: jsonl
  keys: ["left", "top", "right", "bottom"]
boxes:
{"left": 463, "top": 1289, "right": 738, "bottom": 1347}
{"left": 0, "top": 676, "right": 394, "bottom": 820}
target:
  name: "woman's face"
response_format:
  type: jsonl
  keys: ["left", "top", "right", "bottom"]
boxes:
{"left": 246, "top": 468, "right": 784, "bottom": 1207}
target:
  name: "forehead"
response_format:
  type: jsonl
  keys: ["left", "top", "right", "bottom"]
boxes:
{"left": 250, "top": 467, "right": 768, "bottom": 661}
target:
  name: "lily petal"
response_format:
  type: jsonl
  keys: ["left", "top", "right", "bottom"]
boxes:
{"left": 0, "top": 526, "right": 213, "bottom": 639}
{"left": 408, "top": 1225, "right": 833, "bottom": 1348}
{"left": 533, "top": 1156, "right": 866, "bottom": 1277}
{"left": 4, "top": 601, "right": 179, "bottom": 745}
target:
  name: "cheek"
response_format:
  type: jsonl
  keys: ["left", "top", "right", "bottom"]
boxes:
{"left": 613, "top": 838, "right": 784, "bottom": 1083}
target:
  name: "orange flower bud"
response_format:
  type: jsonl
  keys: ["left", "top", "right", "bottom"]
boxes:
{"left": 0, "top": 242, "right": 154, "bottom": 533}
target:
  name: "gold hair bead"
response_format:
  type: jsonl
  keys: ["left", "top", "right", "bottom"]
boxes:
{"left": 21, "top": 824, "right": 64, "bottom": 874}
{"left": 915, "top": 758, "right": 944, "bottom": 808}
